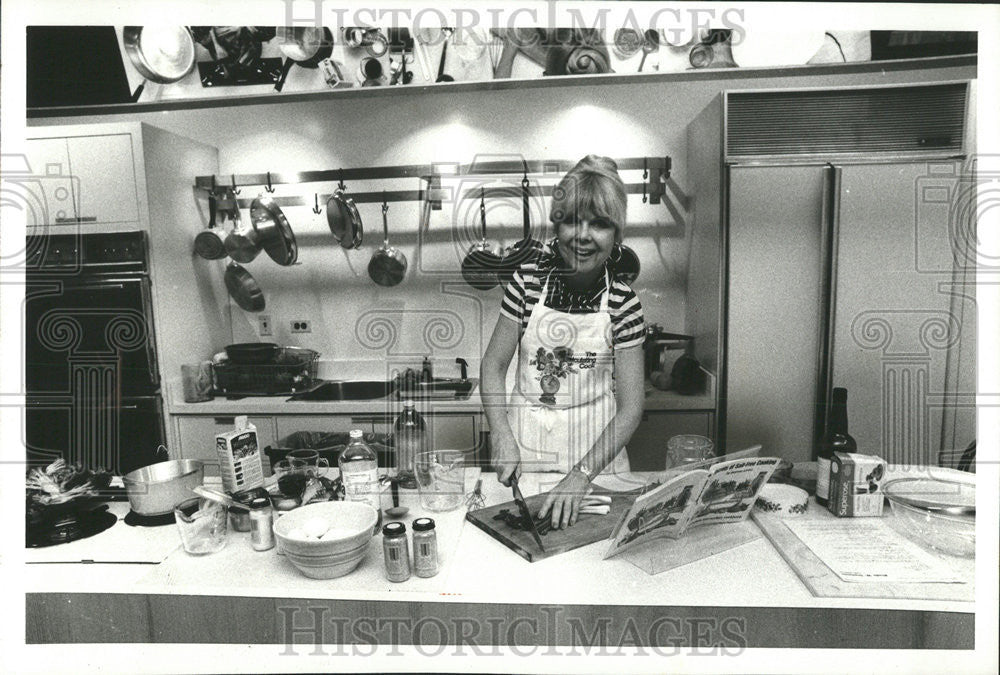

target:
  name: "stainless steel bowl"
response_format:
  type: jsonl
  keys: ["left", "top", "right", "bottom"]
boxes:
{"left": 123, "top": 459, "right": 205, "bottom": 516}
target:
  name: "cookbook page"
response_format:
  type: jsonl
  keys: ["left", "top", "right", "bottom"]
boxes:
{"left": 687, "top": 457, "right": 781, "bottom": 528}
{"left": 783, "top": 519, "right": 964, "bottom": 583}
{"left": 604, "top": 470, "right": 707, "bottom": 559}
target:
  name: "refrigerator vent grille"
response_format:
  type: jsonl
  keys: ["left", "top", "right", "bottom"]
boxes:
{"left": 726, "top": 83, "right": 967, "bottom": 159}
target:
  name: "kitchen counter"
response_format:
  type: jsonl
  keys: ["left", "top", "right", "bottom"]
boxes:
{"left": 23, "top": 470, "right": 974, "bottom": 648}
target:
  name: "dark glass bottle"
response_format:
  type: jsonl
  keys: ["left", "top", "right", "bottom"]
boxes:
{"left": 816, "top": 387, "right": 858, "bottom": 507}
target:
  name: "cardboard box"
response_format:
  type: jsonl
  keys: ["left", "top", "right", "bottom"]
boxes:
{"left": 215, "top": 416, "right": 265, "bottom": 493}
{"left": 829, "top": 452, "right": 887, "bottom": 517}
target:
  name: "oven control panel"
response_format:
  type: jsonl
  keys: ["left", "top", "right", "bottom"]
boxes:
{"left": 26, "top": 231, "right": 147, "bottom": 272}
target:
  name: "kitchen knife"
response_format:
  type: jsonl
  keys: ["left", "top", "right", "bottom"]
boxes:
{"left": 510, "top": 475, "right": 545, "bottom": 552}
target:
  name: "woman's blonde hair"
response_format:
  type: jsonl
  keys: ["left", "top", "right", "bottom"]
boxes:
{"left": 549, "top": 154, "right": 627, "bottom": 242}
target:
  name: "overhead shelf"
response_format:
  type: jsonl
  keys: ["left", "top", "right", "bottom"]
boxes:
{"left": 27, "top": 55, "right": 976, "bottom": 119}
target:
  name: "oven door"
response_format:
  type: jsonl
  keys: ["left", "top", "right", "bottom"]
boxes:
{"left": 25, "top": 394, "right": 165, "bottom": 475}
{"left": 25, "top": 276, "right": 160, "bottom": 397}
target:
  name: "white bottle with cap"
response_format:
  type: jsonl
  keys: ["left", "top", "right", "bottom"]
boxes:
{"left": 339, "top": 429, "right": 381, "bottom": 528}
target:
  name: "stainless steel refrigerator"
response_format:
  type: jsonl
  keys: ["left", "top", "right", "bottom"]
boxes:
{"left": 687, "top": 81, "right": 976, "bottom": 465}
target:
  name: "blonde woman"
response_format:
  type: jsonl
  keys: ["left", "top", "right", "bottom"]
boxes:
{"left": 480, "top": 155, "right": 647, "bottom": 530}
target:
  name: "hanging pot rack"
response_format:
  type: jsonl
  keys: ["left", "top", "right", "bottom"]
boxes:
{"left": 195, "top": 155, "right": 672, "bottom": 210}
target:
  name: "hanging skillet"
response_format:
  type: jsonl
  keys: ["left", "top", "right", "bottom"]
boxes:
{"left": 250, "top": 193, "right": 298, "bottom": 265}
{"left": 224, "top": 261, "right": 265, "bottom": 312}
{"left": 367, "top": 197, "right": 407, "bottom": 287}
{"left": 325, "top": 181, "right": 363, "bottom": 249}
{"left": 610, "top": 241, "right": 641, "bottom": 284}
{"left": 194, "top": 190, "right": 228, "bottom": 260}
{"left": 274, "top": 26, "right": 334, "bottom": 92}
{"left": 122, "top": 26, "right": 196, "bottom": 102}
{"left": 461, "top": 188, "right": 502, "bottom": 290}
{"left": 498, "top": 171, "right": 544, "bottom": 285}
{"left": 222, "top": 191, "right": 261, "bottom": 263}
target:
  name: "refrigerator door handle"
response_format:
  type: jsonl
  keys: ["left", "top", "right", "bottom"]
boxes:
{"left": 815, "top": 163, "right": 843, "bottom": 451}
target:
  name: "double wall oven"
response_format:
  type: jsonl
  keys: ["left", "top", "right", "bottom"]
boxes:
{"left": 25, "top": 231, "right": 164, "bottom": 475}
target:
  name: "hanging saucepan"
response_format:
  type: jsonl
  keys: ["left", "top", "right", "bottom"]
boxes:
{"left": 326, "top": 185, "right": 363, "bottom": 249}
{"left": 222, "top": 193, "right": 261, "bottom": 263}
{"left": 224, "top": 261, "right": 265, "bottom": 312}
{"left": 194, "top": 190, "right": 229, "bottom": 260}
{"left": 250, "top": 193, "right": 298, "bottom": 266}
{"left": 367, "top": 198, "right": 407, "bottom": 287}
{"left": 461, "top": 188, "right": 502, "bottom": 291}
{"left": 274, "top": 26, "right": 334, "bottom": 92}
{"left": 122, "top": 26, "right": 197, "bottom": 102}
{"left": 498, "top": 174, "right": 544, "bottom": 285}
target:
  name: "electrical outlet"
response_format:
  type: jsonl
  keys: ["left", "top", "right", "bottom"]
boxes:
{"left": 290, "top": 319, "right": 311, "bottom": 334}
{"left": 258, "top": 314, "right": 273, "bottom": 337}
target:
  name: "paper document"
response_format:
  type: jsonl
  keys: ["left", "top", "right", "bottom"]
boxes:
{"left": 784, "top": 519, "right": 963, "bottom": 584}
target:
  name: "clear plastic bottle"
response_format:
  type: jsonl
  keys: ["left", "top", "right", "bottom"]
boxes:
{"left": 339, "top": 429, "right": 382, "bottom": 528}
{"left": 392, "top": 400, "right": 426, "bottom": 489}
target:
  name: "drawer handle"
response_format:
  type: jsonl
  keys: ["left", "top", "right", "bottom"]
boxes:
{"left": 55, "top": 216, "right": 97, "bottom": 223}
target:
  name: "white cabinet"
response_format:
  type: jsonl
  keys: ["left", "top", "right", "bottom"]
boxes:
{"left": 23, "top": 138, "right": 77, "bottom": 226}
{"left": 24, "top": 132, "right": 139, "bottom": 227}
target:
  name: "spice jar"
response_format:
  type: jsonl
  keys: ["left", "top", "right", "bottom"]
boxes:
{"left": 412, "top": 517, "right": 439, "bottom": 578}
{"left": 382, "top": 521, "right": 410, "bottom": 582}
{"left": 249, "top": 497, "right": 275, "bottom": 552}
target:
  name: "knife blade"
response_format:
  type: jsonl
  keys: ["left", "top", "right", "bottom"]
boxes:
{"left": 510, "top": 475, "right": 545, "bottom": 552}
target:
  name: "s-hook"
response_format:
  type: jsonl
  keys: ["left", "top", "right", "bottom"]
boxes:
{"left": 231, "top": 174, "right": 240, "bottom": 195}
{"left": 642, "top": 158, "right": 648, "bottom": 204}
{"left": 265, "top": 172, "right": 275, "bottom": 193}
{"left": 313, "top": 193, "right": 323, "bottom": 215}
{"left": 338, "top": 170, "right": 346, "bottom": 192}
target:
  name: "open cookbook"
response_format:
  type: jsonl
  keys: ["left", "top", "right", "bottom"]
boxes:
{"left": 604, "top": 448, "right": 780, "bottom": 559}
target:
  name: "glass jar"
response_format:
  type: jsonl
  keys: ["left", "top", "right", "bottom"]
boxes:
{"left": 412, "top": 517, "right": 439, "bottom": 578}
{"left": 382, "top": 521, "right": 410, "bottom": 582}
{"left": 249, "top": 497, "right": 275, "bottom": 551}
{"left": 666, "top": 435, "right": 715, "bottom": 469}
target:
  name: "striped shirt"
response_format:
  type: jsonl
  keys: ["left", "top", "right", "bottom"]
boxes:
{"left": 500, "top": 258, "right": 646, "bottom": 349}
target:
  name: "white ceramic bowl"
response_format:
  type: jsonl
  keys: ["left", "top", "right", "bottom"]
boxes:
{"left": 284, "top": 545, "right": 371, "bottom": 579}
{"left": 273, "top": 501, "right": 378, "bottom": 559}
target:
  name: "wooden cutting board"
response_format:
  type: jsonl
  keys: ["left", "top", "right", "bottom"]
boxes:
{"left": 465, "top": 487, "right": 636, "bottom": 562}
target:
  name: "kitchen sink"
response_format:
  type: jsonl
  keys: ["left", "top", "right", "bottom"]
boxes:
{"left": 289, "top": 380, "right": 395, "bottom": 401}
{"left": 397, "top": 378, "right": 477, "bottom": 399}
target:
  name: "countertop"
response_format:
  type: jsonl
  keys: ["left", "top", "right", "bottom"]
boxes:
{"left": 22, "top": 470, "right": 973, "bottom": 613}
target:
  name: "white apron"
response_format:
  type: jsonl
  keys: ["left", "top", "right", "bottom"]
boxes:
{"left": 508, "top": 269, "right": 630, "bottom": 475}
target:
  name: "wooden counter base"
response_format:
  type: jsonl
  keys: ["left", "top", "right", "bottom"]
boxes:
{"left": 26, "top": 593, "right": 972, "bottom": 649}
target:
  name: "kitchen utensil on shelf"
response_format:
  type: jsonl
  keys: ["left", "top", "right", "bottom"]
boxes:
{"left": 122, "top": 26, "right": 197, "bottom": 102}
{"left": 510, "top": 475, "right": 546, "bottom": 552}
{"left": 636, "top": 29, "right": 660, "bottom": 72}
{"left": 367, "top": 197, "right": 408, "bottom": 286}
{"left": 273, "top": 501, "right": 379, "bottom": 579}
{"left": 274, "top": 26, "right": 334, "bottom": 92}
{"left": 415, "top": 450, "right": 465, "bottom": 512}
{"left": 223, "top": 198, "right": 261, "bottom": 263}
{"left": 883, "top": 477, "right": 976, "bottom": 557}
{"left": 123, "top": 458, "right": 205, "bottom": 516}
{"left": 194, "top": 191, "right": 229, "bottom": 260}
{"left": 461, "top": 188, "right": 502, "bottom": 290}
{"left": 174, "top": 495, "right": 228, "bottom": 554}
{"left": 250, "top": 192, "right": 298, "bottom": 265}
{"left": 225, "top": 342, "right": 280, "bottom": 364}
{"left": 498, "top": 171, "right": 544, "bottom": 284}
{"left": 358, "top": 56, "right": 385, "bottom": 86}
{"left": 435, "top": 28, "right": 455, "bottom": 82}
{"left": 613, "top": 28, "right": 644, "bottom": 59}
{"left": 224, "top": 261, "right": 266, "bottom": 312}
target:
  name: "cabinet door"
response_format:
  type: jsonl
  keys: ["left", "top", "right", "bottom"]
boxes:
{"left": 627, "top": 411, "right": 713, "bottom": 471}
{"left": 66, "top": 134, "right": 140, "bottom": 224}
{"left": 726, "top": 166, "right": 826, "bottom": 462}
{"left": 24, "top": 138, "right": 77, "bottom": 225}
{"left": 174, "top": 416, "right": 276, "bottom": 477}
{"left": 832, "top": 163, "right": 960, "bottom": 465}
